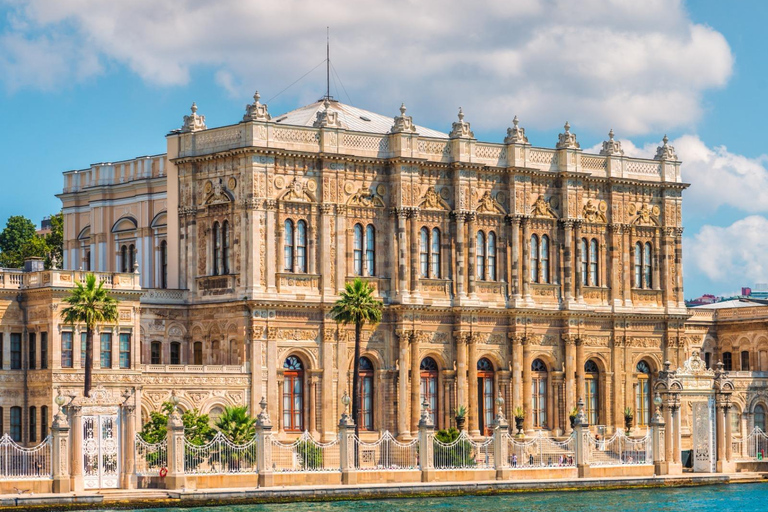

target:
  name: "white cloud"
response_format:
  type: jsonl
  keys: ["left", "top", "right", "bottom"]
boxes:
{"left": 688, "top": 216, "right": 768, "bottom": 286}
{"left": 0, "top": 0, "right": 732, "bottom": 135}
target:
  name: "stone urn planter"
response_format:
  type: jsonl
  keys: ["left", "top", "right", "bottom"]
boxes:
{"left": 624, "top": 407, "right": 633, "bottom": 434}
{"left": 455, "top": 405, "right": 467, "bottom": 431}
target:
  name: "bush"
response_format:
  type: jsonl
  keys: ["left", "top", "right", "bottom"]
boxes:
{"left": 296, "top": 440, "right": 324, "bottom": 470}
{"left": 433, "top": 428, "right": 476, "bottom": 468}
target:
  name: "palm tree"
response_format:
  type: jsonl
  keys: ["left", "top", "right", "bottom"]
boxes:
{"left": 330, "top": 278, "right": 383, "bottom": 443}
{"left": 215, "top": 405, "right": 256, "bottom": 444}
{"left": 60, "top": 274, "right": 118, "bottom": 397}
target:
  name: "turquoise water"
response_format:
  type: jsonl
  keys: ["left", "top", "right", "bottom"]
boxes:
{"left": 99, "top": 483, "right": 768, "bottom": 512}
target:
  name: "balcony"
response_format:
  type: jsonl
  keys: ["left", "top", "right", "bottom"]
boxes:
{"left": 142, "top": 364, "right": 245, "bottom": 373}
{"left": 196, "top": 274, "right": 236, "bottom": 296}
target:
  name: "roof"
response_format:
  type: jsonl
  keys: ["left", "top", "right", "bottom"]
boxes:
{"left": 691, "top": 298, "right": 768, "bottom": 309}
{"left": 273, "top": 99, "right": 449, "bottom": 139}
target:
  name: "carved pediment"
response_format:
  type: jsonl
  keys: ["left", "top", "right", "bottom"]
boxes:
{"left": 476, "top": 190, "right": 505, "bottom": 214}
{"left": 530, "top": 195, "right": 557, "bottom": 219}
{"left": 419, "top": 186, "right": 450, "bottom": 210}
{"left": 630, "top": 203, "right": 660, "bottom": 226}
{"left": 582, "top": 200, "right": 607, "bottom": 223}
{"left": 347, "top": 187, "right": 385, "bottom": 208}
{"left": 280, "top": 178, "right": 315, "bottom": 202}
{"left": 204, "top": 178, "right": 233, "bottom": 205}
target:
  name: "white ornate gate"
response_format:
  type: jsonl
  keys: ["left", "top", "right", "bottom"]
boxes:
{"left": 82, "top": 412, "right": 120, "bottom": 489}
{"left": 692, "top": 398, "right": 716, "bottom": 473}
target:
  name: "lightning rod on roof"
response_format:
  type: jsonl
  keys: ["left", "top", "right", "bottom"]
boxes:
{"left": 326, "top": 27, "right": 330, "bottom": 101}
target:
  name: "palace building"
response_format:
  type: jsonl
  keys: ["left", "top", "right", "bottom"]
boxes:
{"left": 2, "top": 90, "right": 765, "bottom": 459}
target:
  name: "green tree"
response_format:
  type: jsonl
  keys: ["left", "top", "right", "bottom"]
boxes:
{"left": 140, "top": 401, "right": 215, "bottom": 446}
{"left": 330, "top": 278, "right": 383, "bottom": 444}
{"left": 0, "top": 215, "right": 37, "bottom": 268}
{"left": 44, "top": 212, "right": 64, "bottom": 267}
{"left": 60, "top": 274, "right": 119, "bottom": 397}
{"left": 215, "top": 406, "right": 256, "bottom": 444}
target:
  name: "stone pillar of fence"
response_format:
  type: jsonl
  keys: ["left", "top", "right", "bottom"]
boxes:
{"left": 418, "top": 399, "right": 435, "bottom": 482}
{"left": 68, "top": 405, "right": 84, "bottom": 492}
{"left": 492, "top": 392, "right": 510, "bottom": 480}
{"left": 121, "top": 401, "right": 137, "bottom": 490}
{"left": 165, "top": 402, "right": 186, "bottom": 490}
{"left": 650, "top": 393, "right": 667, "bottom": 475}
{"left": 573, "top": 398, "right": 590, "bottom": 478}
{"left": 254, "top": 397, "right": 274, "bottom": 488}
{"left": 51, "top": 394, "right": 71, "bottom": 494}
{"left": 339, "top": 393, "right": 357, "bottom": 485}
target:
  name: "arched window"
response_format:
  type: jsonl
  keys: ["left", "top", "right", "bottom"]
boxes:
{"left": 10, "top": 407, "right": 21, "bottom": 442}
{"left": 704, "top": 352, "right": 711, "bottom": 369}
{"left": 296, "top": 220, "right": 307, "bottom": 273}
{"left": 634, "top": 242, "right": 642, "bottom": 288}
{"left": 29, "top": 406, "right": 36, "bottom": 443}
{"left": 488, "top": 231, "right": 496, "bottom": 281}
{"left": 585, "top": 360, "right": 600, "bottom": 425}
{"left": 353, "top": 224, "right": 364, "bottom": 276}
{"left": 160, "top": 240, "right": 168, "bottom": 289}
{"left": 419, "top": 228, "right": 429, "bottom": 278}
{"left": 723, "top": 351, "right": 732, "bottom": 372}
{"left": 366, "top": 224, "right": 376, "bottom": 276}
{"left": 84, "top": 250, "right": 91, "bottom": 271}
{"left": 359, "top": 357, "right": 374, "bottom": 431}
{"left": 477, "top": 357, "right": 494, "bottom": 435}
{"left": 120, "top": 245, "right": 128, "bottom": 273}
{"left": 222, "top": 220, "right": 230, "bottom": 275}
{"left": 129, "top": 244, "right": 135, "bottom": 271}
{"left": 531, "top": 234, "right": 539, "bottom": 283}
{"left": 40, "top": 406, "right": 48, "bottom": 442}
{"left": 212, "top": 221, "right": 221, "bottom": 276}
{"left": 755, "top": 405, "right": 766, "bottom": 432}
{"left": 741, "top": 350, "right": 750, "bottom": 371}
{"left": 589, "top": 238, "right": 599, "bottom": 286}
{"left": 643, "top": 242, "right": 652, "bottom": 288}
{"left": 420, "top": 357, "right": 439, "bottom": 426}
{"left": 580, "top": 238, "right": 588, "bottom": 286}
{"left": 531, "top": 358, "right": 548, "bottom": 428}
{"left": 193, "top": 342, "right": 203, "bottom": 365}
{"left": 476, "top": 231, "right": 486, "bottom": 280}
{"left": 284, "top": 220, "right": 294, "bottom": 272}
{"left": 283, "top": 356, "right": 304, "bottom": 431}
{"left": 541, "top": 235, "right": 550, "bottom": 283}
{"left": 170, "top": 342, "right": 181, "bottom": 365}
{"left": 150, "top": 341, "right": 161, "bottom": 365}
{"left": 636, "top": 361, "right": 651, "bottom": 426}
{"left": 431, "top": 228, "right": 441, "bottom": 278}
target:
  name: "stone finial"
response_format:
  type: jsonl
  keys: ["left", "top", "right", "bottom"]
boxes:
{"left": 574, "top": 397, "right": 589, "bottom": 427}
{"left": 313, "top": 98, "right": 346, "bottom": 129}
{"left": 243, "top": 90, "right": 271, "bottom": 122}
{"left": 418, "top": 397, "right": 434, "bottom": 428}
{"left": 504, "top": 115, "right": 529, "bottom": 144}
{"left": 390, "top": 102, "right": 417, "bottom": 134}
{"left": 256, "top": 396, "right": 272, "bottom": 427}
{"left": 556, "top": 121, "right": 580, "bottom": 149}
{"left": 181, "top": 102, "right": 207, "bottom": 133}
{"left": 599, "top": 128, "right": 624, "bottom": 156}
{"left": 449, "top": 107, "right": 474, "bottom": 138}
{"left": 654, "top": 134, "right": 678, "bottom": 161}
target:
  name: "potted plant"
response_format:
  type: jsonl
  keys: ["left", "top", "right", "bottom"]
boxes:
{"left": 624, "top": 407, "right": 634, "bottom": 434}
{"left": 513, "top": 406, "right": 525, "bottom": 437}
{"left": 569, "top": 406, "right": 579, "bottom": 429}
{"left": 454, "top": 405, "right": 467, "bottom": 431}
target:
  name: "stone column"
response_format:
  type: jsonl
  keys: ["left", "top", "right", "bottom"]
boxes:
{"left": 573, "top": 398, "right": 590, "bottom": 478}
{"left": 51, "top": 403, "right": 71, "bottom": 493}
{"left": 467, "top": 213, "right": 477, "bottom": 298}
{"left": 321, "top": 327, "right": 335, "bottom": 441}
{"left": 417, "top": 399, "right": 435, "bottom": 482}
{"left": 410, "top": 332, "right": 421, "bottom": 437}
{"left": 650, "top": 395, "right": 667, "bottom": 475}
{"left": 575, "top": 338, "right": 585, "bottom": 416}
{"left": 522, "top": 338, "right": 532, "bottom": 431}
{"left": 675, "top": 228, "right": 685, "bottom": 307}
{"left": 396, "top": 330, "right": 410, "bottom": 439}
{"left": 166, "top": 406, "right": 186, "bottom": 490}
{"left": 396, "top": 210, "right": 409, "bottom": 301}
{"left": 612, "top": 337, "right": 625, "bottom": 429}
{"left": 69, "top": 406, "right": 83, "bottom": 492}
{"left": 511, "top": 335, "right": 523, "bottom": 411}
{"left": 455, "top": 332, "right": 468, "bottom": 416}
{"left": 254, "top": 397, "right": 274, "bottom": 487}
{"left": 564, "top": 335, "right": 576, "bottom": 434}
{"left": 121, "top": 405, "right": 136, "bottom": 489}
{"left": 623, "top": 226, "right": 632, "bottom": 306}
{"left": 493, "top": 400, "right": 510, "bottom": 480}
{"left": 309, "top": 372, "right": 320, "bottom": 438}
{"left": 455, "top": 212, "right": 466, "bottom": 299}
{"left": 468, "top": 334, "right": 479, "bottom": 436}
{"left": 725, "top": 404, "right": 733, "bottom": 464}
{"left": 715, "top": 402, "right": 725, "bottom": 471}
{"left": 521, "top": 218, "right": 531, "bottom": 301}
{"left": 671, "top": 399, "right": 682, "bottom": 469}
{"left": 339, "top": 402, "right": 357, "bottom": 485}
{"left": 265, "top": 203, "right": 277, "bottom": 293}
{"left": 562, "top": 220, "right": 574, "bottom": 303}
{"left": 574, "top": 221, "right": 583, "bottom": 302}
{"left": 510, "top": 216, "right": 521, "bottom": 301}
{"left": 661, "top": 227, "right": 672, "bottom": 307}
{"left": 409, "top": 209, "right": 420, "bottom": 296}
{"left": 652, "top": 228, "right": 661, "bottom": 291}
{"left": 608, "top": 224, "right": 621, "bottom": 307}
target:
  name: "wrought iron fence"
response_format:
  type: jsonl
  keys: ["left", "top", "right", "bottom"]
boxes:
{"left": 433, "top": 431, "right": 494, "bottom": 470}
{"left": 353, "top": 431, "right": 419, "bottom": 470}
{"left": 506, "top": 432, "right": 575, "bottom": 468}
{"left": 134, "top": 434, "right": 167, "bottom": 476}
{"left": 270, "top": 431, "right": 340, "bottom": 472}
{"left": 183, "top": 432, "right": 258, "bottom": 475}
{"left": 0, "top": 434, "right": 51, "bottom": 480}
{"left": 586, "top": 429, "right": 651, "bottom": 466}
{"left": 736, "top": 427, "right": 768, "bottom": 460}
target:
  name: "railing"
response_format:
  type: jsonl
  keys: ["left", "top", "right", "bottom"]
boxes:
{"left": 353, "top": 431, "right": 418, "bottom": 471}
{"left": 270, "top": 431, "right": 340, "bottom": 472}
{"left": 0, "top": 434, "right": 51, "bottom": 480}
{"left": 586, "top": 429, "right": 652, "bottom": 466}
{"left": 735, "top": 427, "right": 768, "bottom": 460}
{"left": 506, "top": 432, "right": 575, "bottom": 468}
{"left": 433, "top": 431, "right": 494, "bottom": 470}
{"left": 183, "top": 432, "right": 258, "bottom": 475}
{"left": 135, "top": 435, "right": 167, "bottom": 476}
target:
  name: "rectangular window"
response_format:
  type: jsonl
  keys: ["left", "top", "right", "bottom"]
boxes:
{"left": 119, "top": 333, "right": 131, "bottom": 369}
{"left": 28, "top": 333, "right": 36, "bottom": 370}
{"left": 100, "top": 333, "right": 112, "bottom": 369}
{"left": 29, "top": 406, "right": 36, "bottom": 443}
{"left": 40, "top": 333, "right": 48, "bottom": 369}
{"left": 41, "top": 406, "right": 48, "bottom": 441}
{"left": 10, "top": 333, "right": 21, "bottom": 370}
{"left": 10, "top": 407, "right": 21, "bottom": 442}
{"left": 151, "top": 342, "right": 161, "bottom": 364}
{"left": 81, "top": 332, "right": 87, "bottom": 364}
{"left": 0, "top": 333, "right": 3, "bottom": 369}
{"left": 61, "top": 332, "right": 73, "bottom": 368}
{"left": 170, "top": 343, "right": 180, "bottom": 365}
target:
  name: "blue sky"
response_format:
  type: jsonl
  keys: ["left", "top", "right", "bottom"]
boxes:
{"left": 0, "top": 0, "right": 765, "bottom": 299}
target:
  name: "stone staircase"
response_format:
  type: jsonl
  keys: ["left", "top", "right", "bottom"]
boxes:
{"left": 98, "top": 489, "right": 173, "bottom": 501}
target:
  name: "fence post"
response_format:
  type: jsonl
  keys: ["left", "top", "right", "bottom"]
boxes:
{"left": 339, "top": 392, "right": 357, "bottom": 485}
{"left": 418, "top": 399, "right": 435, "bottom": 482}
{"left": 165, "top": 397, "right": 186, "bottom": 490}
{"left": 573, "top": 398, "right": 590, "bottom": 478}
{"left": 51, "top": 394, "right": 71, "bottom": 493}
{"left": 493, "top": 392, "right": 510, "bottom": 480}
{"left": 650, "top": 392, "right": 667, "bottom": 475}
{"left": 254, "top": 397, "right": 274, "bottom": 488}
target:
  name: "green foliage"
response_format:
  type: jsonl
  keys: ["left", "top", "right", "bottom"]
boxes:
{"left": 569, "top": 407, "right": 579, "bottom": 419}
{"left": 0, "top": 213, "right": 64, "bottom": 269}
{"left": 624, "top": 407, "right": 634, "bottom": 419}
{"left": 454, "top": 405, "right": 467, "bottom": 419}
{"left": 139, "top": 402, "right": 175, "bottom": 443}
{"left": 296, "top": 439, "right": 324, "bottom": 469}
{"left": 44, "top": 213, "right": 64, "bottom": 267}
{"left": 513, "top": 406, "right": 525, "bottom": 419}
{"left": 435, "top": 427, "right": 461, "bottom": 443}
{"left": 215, "top": 406, "right": 256, "bottom": 444}
{"left": 139, "top": 401, "right": 215, "bottom": 446}
{"left": 433, "top": 428, "right": 475, "bottom": 467}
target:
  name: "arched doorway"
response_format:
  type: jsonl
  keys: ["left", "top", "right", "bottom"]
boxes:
{"left": 531, "top": 358, "right": 548, "bottom": 429}
{"left": 477, "top": 358, "right": 495, "bottom": 435}
{"left": 584, "top": 360, "right": 600, "bottom": 426}
{"left": 283, "top": 355, "right": 304, "bottom": 432}
{"left": 636, "top": 360, "right": 652, "bottom": 427}
{"left": 420, "top": 357, "right": 439, "bottom": 426}
{"left": 359, "top": 357, "right": 374, "bottom": 431}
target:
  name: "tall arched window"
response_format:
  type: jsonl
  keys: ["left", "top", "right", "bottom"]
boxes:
{"left": 84, "top": 250, "right": 91, "bottom": 271}
{"left": 359, "top": 357, "right": 374, "bottom": 431}
{"left": 170, "top": 342, "right": 181, "bottom": 365}
{"left": 120, "top": 245, "right": 128, "bottom": 273}
{"left": 531, "top": 359, "right": 548, "bottom": 428}
{"left": 284, "top": 220, "right": 294, "bottom": 272}
{"left": 353, "top": 224, "right": 364, "bottom": 276}
{"left": 477, "top": 358, "right": 494, "bottom": 435}
{"left": 212, "top": 221, "right": 221, "bottom": 276}
{"left": 9, "top": 407, "right": 21, "bottom": 442}
{"left": 636, "top": 361, "right": 651, "bottom": 426}
{"left": 531, "top": 234, "right": 540, "bottom": 283}
{"left": 283, "top": 356, "right": 304, "bottom": 431}
{"left": 431, "top": 228, "right": 441, "bottom": 278}
{"left": 420, "top": 357, "right": 439, "bottom": 425}
{"left": 634, "top": 242, "right": 642, "bottom": 288}
{"left": 741, "top": 350, "right": 750, "bottom": 371}
{"left": 723, "top": 351, "right": 733, "bottom": 371}
{"left": 150, "top": 341, "right": 161, "bottom": 364}
{"left": 29, "top": 406, "right": 36, "bottom": 443}
{"left": 193, "top": 342, "right": 203, "bottom": 365}
{"left": 160, "top": 240, "right": 168, "bottom": 289}
{"left": 365, "top": 224, "right": 376, "bottom": 276}
{"left": 296, "top": 220, "right": 307, "bottom": 273}
{"left": 222, "top": 220, "right": 230, "bottom": 274}
{"left": 643, "top": 242, "right": 652, "bottom": 288}
{"left": 419, "top": 228, "right": 429, "bottom": 278}
{"left": 589, "top": 238, "right": 599, "bottom": 286}
{"left": 580, "top": 238, "right": 588, "bottom": 286}
{"left": 487, "top": 231, "right": 496, "bottom": 281}
{"left": 755, "top": 404, "right": 766, "bottom": 432}
{"left": 129, "top": 244, "right": 135, "bottom": 271}
{"left": 476, "top": 231, "right": 486, "bottom": 281}
{"left": 585, "top": 360, "right": 600, "bottom": 425}
{"left": 541, "top": 235, "right": 550, "bottom": 283}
